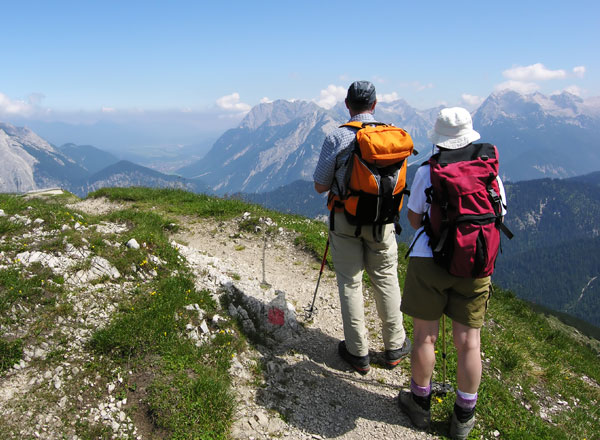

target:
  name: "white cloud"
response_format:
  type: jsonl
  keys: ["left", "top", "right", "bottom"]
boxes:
{"left": 573, "top": 66, "right": 586, "bottom": 78}
{"left": 0, "top": 92, "right": 37, "bottom": 116}
{"left": 416, "top": 82, "right": 434, "bottom": 91}
{"left": 216, "top": 93, "right": 251, "bottom": 112}
{"left": 461, "top": 94, "right": 485, "bottom": 108}
{"left": 315, "top": 84, "right": 346, "bottom": 109}
{"left": 260, "top": 97, "right": 273, "bottom": 104}
{"left": 494, "top": 80, "right": 541, "bottom": 94}
{"left": 101, "top": 107, "right": 116, "bottom": 113}
{"left": 503, "top": 63, "right": 566, "bottom": 81}
{"left": 378, "top": 92, "right": 399, "bottom": 103}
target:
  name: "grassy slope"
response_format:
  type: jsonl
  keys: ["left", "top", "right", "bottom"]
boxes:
{"left": 1, "top": 186, "right": 599, "bottom": 439}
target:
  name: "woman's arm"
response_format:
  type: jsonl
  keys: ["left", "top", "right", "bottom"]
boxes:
{"left": 407, "top": 209, "right": 424, "bottom": 230}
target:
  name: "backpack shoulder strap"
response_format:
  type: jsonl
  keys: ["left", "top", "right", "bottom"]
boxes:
{"left": 340, "top": 121, "right": 364, "bottom": 129}
{"left": 340, "top": 121, "right": 387, "bottom": 129}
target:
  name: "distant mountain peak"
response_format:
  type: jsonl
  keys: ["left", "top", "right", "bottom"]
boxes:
{"left": 239, "top": 99, "right": 321, "bottom": 131}
{"left": 0, "top": 121, "right": 89, "bottom": 193}
{"left": 0, "top": 122, "right": 55, "bottom": 153}
{"left": 482, "top": 89, "right": 598, "bottom": 121}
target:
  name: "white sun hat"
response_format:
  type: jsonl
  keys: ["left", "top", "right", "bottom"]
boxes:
{"left": 428, "top": 107, "right": 481, "bottom": 149}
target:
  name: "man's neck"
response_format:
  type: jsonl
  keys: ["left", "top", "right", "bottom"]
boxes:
{"left": 349, "top": 111, "right": 373, "bottom": 119}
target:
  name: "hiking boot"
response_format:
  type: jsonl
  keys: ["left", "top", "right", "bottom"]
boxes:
{"left": 449, "top": 411, "right": 475, "bottom": 439}
{"left": 384, "top": 338, "right": 412, "bottom": 368}
{"left": 398, "top": 390, "right": 431, "bottom": 429}
{"left": 338, "top": 341, "right": 370, "bottom": 375}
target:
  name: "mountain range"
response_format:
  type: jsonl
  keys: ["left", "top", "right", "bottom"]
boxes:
{"left": 176, "top": 98, "right": 436, "bottom": 194}
{"left": 0, "top": 123, "right": 206, "bottom": 197}
{"left": 474, "top": 91, "right": 600, "bottom": 181}
{"left": 3, "top": 89, "right": 599, "bottom": 197}
{"left": 1, "top": 88, "right": 600, "bottom": 331}
{"left": 177, "top": 90, "right": 600, "bottom": 194}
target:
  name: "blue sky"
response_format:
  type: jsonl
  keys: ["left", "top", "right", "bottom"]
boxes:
{"left": 1, "top": 0, "right": 598, "bottom": 129}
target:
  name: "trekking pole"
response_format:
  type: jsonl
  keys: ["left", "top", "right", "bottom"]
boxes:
{"left": 432, "top": 314, "right": 454, "bottom": 395}
{"left": 305, "top": 238, "right": 329, "bottom": 320}
{"left": 433, "top": 314, "right": 453, "bottom": 395}
{"left": 442, "top": 314, "right": 447, "bottom": 388}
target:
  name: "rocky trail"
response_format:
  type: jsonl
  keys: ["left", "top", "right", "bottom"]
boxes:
{"left": 173, "top": 216, "right": 435, "bottom": 440}
{"left": 0, "top": 196, "right": 435, "bottom": 439}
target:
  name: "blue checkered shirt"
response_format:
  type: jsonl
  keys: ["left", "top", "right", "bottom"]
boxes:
{"left": 313, "top": 112, "right": 377, "bottom": 196}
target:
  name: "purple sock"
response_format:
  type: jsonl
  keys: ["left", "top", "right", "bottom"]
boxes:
{"left": 410, "top": 378, "right": 431, "bottom": 397}
{"left": 456, "top": 389, "right": 478, "bottom": 410}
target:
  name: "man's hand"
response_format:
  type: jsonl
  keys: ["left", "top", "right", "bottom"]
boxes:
{"left": 314, "top": 182, "right": 330, "bottom": 194}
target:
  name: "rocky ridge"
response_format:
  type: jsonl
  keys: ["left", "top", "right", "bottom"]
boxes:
{"left": 0, "top": 195, "right": 434, "bottom": 439}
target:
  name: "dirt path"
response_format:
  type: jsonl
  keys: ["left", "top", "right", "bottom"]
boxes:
{"left": 173, "top": 216, "right": 435, "bottom": 440}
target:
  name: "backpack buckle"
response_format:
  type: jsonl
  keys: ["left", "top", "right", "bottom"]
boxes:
{"left": 488, "top": 187, "right": 500, "bottom": 204}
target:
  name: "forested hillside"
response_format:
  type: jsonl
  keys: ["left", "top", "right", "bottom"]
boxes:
{"left": 495, "top": 174, "right": 600, "bottom": 328}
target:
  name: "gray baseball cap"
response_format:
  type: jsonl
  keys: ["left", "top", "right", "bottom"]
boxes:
{"left": 346, "top": 81, "right": 376, "bottom": 107}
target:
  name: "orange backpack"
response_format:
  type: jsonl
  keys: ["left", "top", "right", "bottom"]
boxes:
{"left": 328, "top": 121, "right": 414, "bottom": 238}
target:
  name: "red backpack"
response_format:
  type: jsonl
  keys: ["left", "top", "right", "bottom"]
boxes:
{"left": 423, "top": 143, "right": 513, "bottom": 278}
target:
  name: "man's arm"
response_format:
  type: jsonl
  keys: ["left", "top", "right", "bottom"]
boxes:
{"left": 313, "top": 134, "right": 336, "bottom": 195}
{"left": 407, "top": 209, "right": 424, "bottom": 230}
{"left": 314, "top": 182, "right": 330, "bottom": 194}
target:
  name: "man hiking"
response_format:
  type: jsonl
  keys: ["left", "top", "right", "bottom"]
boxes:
{"left": 313, "top": 80, "right": 411, "bottom": 375}
{"left": 399, "top": 107, "right": 508, "bottom": 439}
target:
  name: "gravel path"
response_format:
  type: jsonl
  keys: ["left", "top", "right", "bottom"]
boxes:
{"left": 173, "top": 217, "right": 436, "bottom": 440}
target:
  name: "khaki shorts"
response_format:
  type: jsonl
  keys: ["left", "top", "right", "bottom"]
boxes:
{"left": 401, "top": 257, "right": 491, "bottom": 328}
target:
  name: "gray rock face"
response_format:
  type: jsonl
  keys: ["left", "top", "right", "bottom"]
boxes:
{"left": 0, "top": 129, "right": 37, "bottom": 193}
{"left": 178, "top": 100, "right": 337, "bottom": 194}
{"left": 0, "top": 122, "right": 88, "bottom": 193}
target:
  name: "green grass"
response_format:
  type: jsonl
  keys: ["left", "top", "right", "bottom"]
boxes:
{"left": 82, "top": 194, "right": 245, "bottom": 438}
{"left": 90, "top": 275, "right": 240, "bottom": 438}
{"left": 0, "top": 265, "right": 61, "bottom": 316}
{"left": 91, "top": 187, "right": 252, "bottom": 220}
{"left": 0, "top": 338, "right": 23, "bottom": 373}
{"left": 91, "top": 276, "right": 205, "bottom": 357}
{"left": 147, "top": 368, "right": 233, "bottom": 440}
{"left": 0, "top": 193, "right": 82, "bottom": 232}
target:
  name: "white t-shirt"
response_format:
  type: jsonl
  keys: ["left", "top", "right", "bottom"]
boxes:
{"left": 407, "top": 164, "right": 507, "bottom": 258}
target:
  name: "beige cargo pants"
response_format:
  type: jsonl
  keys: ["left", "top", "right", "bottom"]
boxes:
{"left": 329, "top": 211, "right": 406, "bottom": 357}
